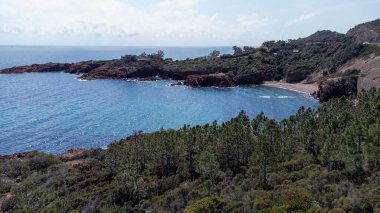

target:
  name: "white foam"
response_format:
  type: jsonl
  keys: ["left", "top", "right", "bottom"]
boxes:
{"left": 78, "top": 79, "right": 88, "bottom": 82}
{"left": 277, "top": 96, "right": 290, "bottom": 99}
{"left": 259, "top": 95, "right": 271, "bottom": 99}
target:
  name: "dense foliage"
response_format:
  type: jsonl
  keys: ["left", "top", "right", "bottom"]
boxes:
{"left": 1, "top": 89, "right": 380, "bottom": 212}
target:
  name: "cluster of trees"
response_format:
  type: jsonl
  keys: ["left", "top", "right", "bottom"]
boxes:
{"left": 163, "top": 30, "right": 362, "bottom": 84}
{"left": 1, "top": 89, "right": 379, "bottom": 212}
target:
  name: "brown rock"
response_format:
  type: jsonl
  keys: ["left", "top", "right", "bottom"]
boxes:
{"left": 67, "top": 63, "right": 103, "bottom": 74}
{"left": 80, "top": 66, "right": 128, "bottom": 80}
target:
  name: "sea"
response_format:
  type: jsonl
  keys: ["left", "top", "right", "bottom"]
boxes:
{"left": 0, "top": 46, "right": 320, "bottom": 155}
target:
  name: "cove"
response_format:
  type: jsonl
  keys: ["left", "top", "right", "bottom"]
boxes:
{"left": 0, "top": 72, "right": 319, "bottom": 155}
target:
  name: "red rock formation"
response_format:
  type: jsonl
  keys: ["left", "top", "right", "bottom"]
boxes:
{"left": 1, "top": 63, "right": 71, "bottom": 74}
{"left": 67, "top": 63, "right": 104, "bottom": 74}
{"left": 80, "top": 66, "right": 129, "bottom": 80}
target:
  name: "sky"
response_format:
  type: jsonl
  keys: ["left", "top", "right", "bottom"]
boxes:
{"left": 0, "top": 0, "right": 379, "bottom": 46}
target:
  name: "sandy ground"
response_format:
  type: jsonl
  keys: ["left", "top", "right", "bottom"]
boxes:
{"left": 262, "top": 81, "right": 318, "bottom": 95}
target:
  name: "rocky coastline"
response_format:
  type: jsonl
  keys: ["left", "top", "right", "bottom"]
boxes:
{"left": 0, "top": 62, "right": 321, "bottom": 98}
{"left": 2, "top": 19, "right": 380, "bottom": 101}
{"left": 0, "top": 60, "right": 366, "bottom": 102}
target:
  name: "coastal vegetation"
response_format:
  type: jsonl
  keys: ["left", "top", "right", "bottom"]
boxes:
{"left": 1, "top": 88, "right": 380, "bottom": 212}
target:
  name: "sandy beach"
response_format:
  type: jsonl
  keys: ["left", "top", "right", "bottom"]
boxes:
{"left": 262, "top": 81, "right": 318, "bottom": 95}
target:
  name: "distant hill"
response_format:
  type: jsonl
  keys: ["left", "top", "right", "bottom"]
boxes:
{"left": 347, "top": 19, "right": 380, "bottom": 43}
{"left": 294, "top": 30, "right": 346, "bottom": 44}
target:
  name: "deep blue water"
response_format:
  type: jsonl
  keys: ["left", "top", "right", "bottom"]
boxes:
{"left": 0, "top": 46, "right": 233, "bottom": 69}
{"left": 0, "top": 46, "right": 319, "bottom": 155}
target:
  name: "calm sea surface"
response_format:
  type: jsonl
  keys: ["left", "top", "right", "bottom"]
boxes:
{"left": 0, "top": 46, "right": 319, "bottom": 155}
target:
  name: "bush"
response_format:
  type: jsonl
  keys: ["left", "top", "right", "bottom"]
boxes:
{"left": 274, "top": 192, "right": 312, "bottom": 212}
{"left": 280, "top": 159, "right": 305, "bottom": 172}
{"left": 1, "top": 196, "right": 19, "bottom": 212}
{"left": 287, "top": 171, "right": 306, "bottom": 182}
{"left": 28, "top": 153, "right": 58, "bottom": 170}
{"left": 0, "top": 178, "right": 13, "bottom": 193}
{"left": 185, "top": 195, "right": 224, "bottom": 213}
{"left": 3, "top": 158, "right": 29, "bottom": 178}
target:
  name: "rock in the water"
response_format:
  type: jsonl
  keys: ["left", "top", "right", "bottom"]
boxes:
{"left": 170, "top": 81, "right": 183, "bottom": 86}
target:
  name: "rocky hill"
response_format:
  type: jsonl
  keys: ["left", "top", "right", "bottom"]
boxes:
{"left": 347, "top": 19, "right": 380, "bottom": 44}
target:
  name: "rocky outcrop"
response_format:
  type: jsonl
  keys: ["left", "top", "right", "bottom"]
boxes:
{"left": 80, "top": 65, "right": 162, "bottom": 80}
{"left": 317, "top": 76, "right": 357, "bottom": 102}
{"left": 0, "top": 63, "right": 71, "bottom": 74}
{"left": 67, "top": 62, "right": 105, "bottom": 74}
{"left": 0, "top": 62, "right": 107, "bottom": 75}
{"left": 79, "top": 66, "right": 121, "bottom": 80}
{"left": 184, "top": 73, "right": 236, "bottom": 87}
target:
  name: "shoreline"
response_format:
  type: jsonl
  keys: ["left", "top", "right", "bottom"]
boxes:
{"left": 261, "top": 81, "right": 318, "bottom": 96}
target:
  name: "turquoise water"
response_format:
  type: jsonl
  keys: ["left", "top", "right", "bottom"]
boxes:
{"left": 0, "top": 46, "right": 319, "bottom": 155}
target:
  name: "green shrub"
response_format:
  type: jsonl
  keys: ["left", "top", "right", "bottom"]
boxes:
{"left": 275, "top": 192, "right": 312, "bottom": 212}
{"left": 336, "top": 197, "right": 354, "bottom": 212}
{"left": 287, "top": 171, "right": 306, "bottom": 182}
{"left": 185, "top": 195, "right": 224, "bottom": 213}
{"left": 3, "top": 158, "right": 29, "bottom": 178}
{"left": 0, "top": 178, "right": 13, "bottom": 193}
{"left": 280, "top": 159, "right": 305, "bottom": 172}
{"left": 28, "top": 153, "right": 59, "bottom": 170}
{"left": 1, "top": 196, "right": 19, "bottom": 212}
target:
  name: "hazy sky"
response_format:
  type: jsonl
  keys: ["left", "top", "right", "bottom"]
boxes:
{"left": 0, "top": 0, "right": 379, "bottom": 46}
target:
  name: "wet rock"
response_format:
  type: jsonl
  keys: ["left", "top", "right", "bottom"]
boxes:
{"left": 170, "top": 81, "right": 183, "bottom": 86}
